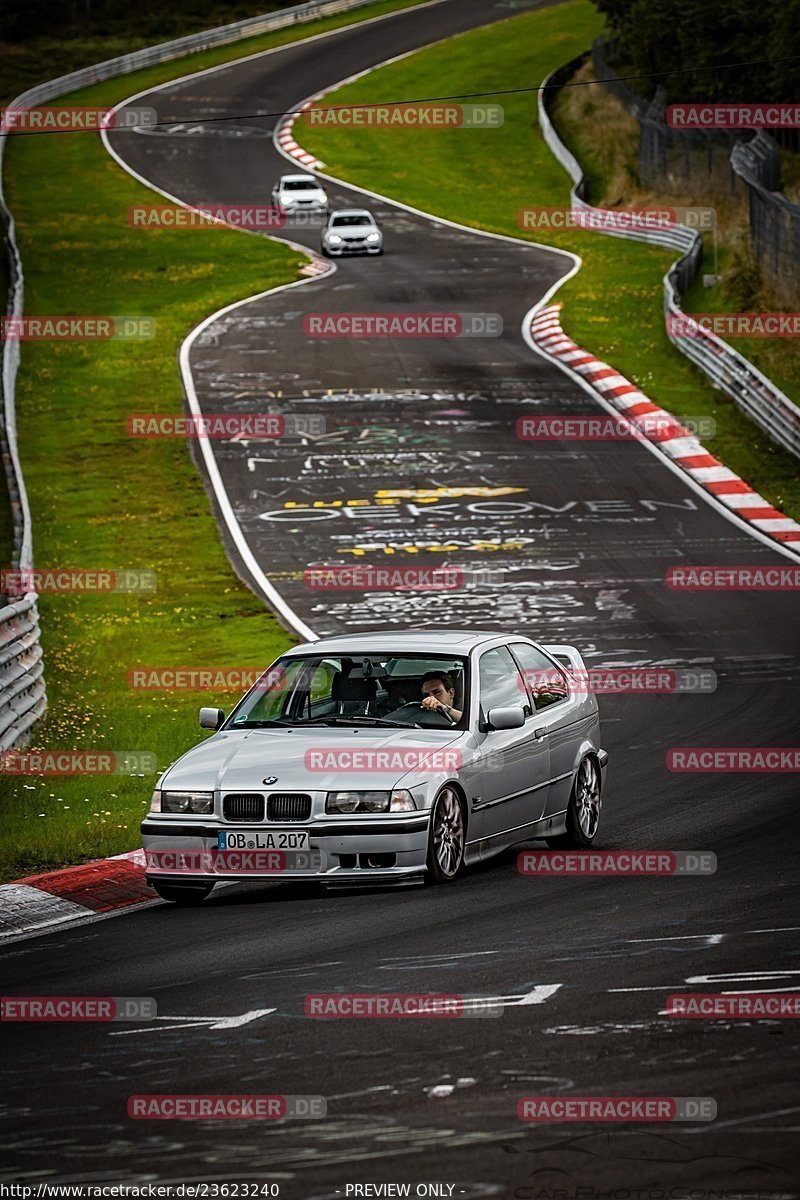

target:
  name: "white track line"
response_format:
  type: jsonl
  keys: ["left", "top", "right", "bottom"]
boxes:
{"left": 100, "top": 0, "right": 451, "bottom": 639}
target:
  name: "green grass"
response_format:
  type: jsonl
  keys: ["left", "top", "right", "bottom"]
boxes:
{"left": 0, "top": 0, "right": 429, "bottom": 883}
{"left": 299, "top": 0, "right": 800, "bottom": 526}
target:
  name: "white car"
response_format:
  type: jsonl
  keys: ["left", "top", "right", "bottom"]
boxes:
{"left": 270, "top": 173, "right": 328, "bottom": 214}
{"left": 321, "top": 209, "right": 383, "bottom": 256}
{"left": 142, "top": 630, "right": 608, "bottom": 904}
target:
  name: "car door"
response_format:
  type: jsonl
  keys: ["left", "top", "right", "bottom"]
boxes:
{"left": 469, "top": 645, "right": 551, "bottom": 844}
{"left": 509, "top": 642, "right": 576, "bottom": 818}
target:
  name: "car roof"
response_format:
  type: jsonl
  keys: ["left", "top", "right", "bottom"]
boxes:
{"left": 279, "top": 174, "right": 318, "bottom": 183}
{"left": 329, "top": 209, "right": 374, "bottom": 219}
{"left": 283, "top": 630, "right": 518, "bottom": 656}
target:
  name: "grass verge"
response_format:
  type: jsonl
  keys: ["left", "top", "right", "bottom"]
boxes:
{"left": 0, "top": 0, "right": 428, "bottom": 883}
{"left": 298, "top": 0, "right": 800, "bottom": 526}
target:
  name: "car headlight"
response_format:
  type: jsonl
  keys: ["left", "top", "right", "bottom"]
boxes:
{"left": 327, "top": 234, "right": 343, "bottom": 245}
{"left": 366, "top": 232, "right": 381, "bottom": 242}
{"left": 161, "top": 790, "right": 214, "bottom": 814}
{"left": 281, "top": 196, "right": 297, "bottom": 206}
{"left": 326, "top": 790, "right": 415, "bottom": 814}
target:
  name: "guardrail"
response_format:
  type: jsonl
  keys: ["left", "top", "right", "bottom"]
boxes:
{"left": 0, "top": 594, "right": 46, "bottom": 751}
{"left": 0, "top": 0, "right": 399, "bottom": 747}
{"left": 538, "top": 56, "right": 800, "bottom": 461}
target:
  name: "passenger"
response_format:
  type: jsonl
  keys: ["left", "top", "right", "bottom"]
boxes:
{"left": 420, "top": 671, "right": 462, "bottom": 721}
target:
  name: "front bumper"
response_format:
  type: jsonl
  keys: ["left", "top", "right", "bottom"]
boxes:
{"left": 323, "top": 241, "right": 382, "bottom": 255}
{"left": 141, "top": 813, "right": 430, "bottom": 883}
{"left": 280, "top": 202, "right": 327, "bottom": 214}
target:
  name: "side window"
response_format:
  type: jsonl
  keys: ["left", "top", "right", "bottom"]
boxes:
{"left": 309, "top": 659, "right": 339, "bottom": 706}
{"left": 478, "top": 646, "right": 532, "bottom": 720}
{"left": 232, "top": 659, "right": 304, "bottom": 723}
{"left": 510, "top": 643, "right": 569, "bottom": 711}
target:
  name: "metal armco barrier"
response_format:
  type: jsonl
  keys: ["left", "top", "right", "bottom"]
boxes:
{"left": 0, "top": 0, "right": 398, "bottom": 747}
{"left": 538, "top": 58, "right": 800, "bottom": 462}
{"left": 0, "top": 594, "right": 46, "bottom": 751}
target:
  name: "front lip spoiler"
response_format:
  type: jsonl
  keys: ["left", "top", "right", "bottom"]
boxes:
{"left": 146, "top": 868, "right": 424, "bottom": 886}
{"left": 141, "top": 815, "right": 429, "bottom": 838}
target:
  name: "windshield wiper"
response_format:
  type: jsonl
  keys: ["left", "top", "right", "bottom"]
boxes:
{"left": 232, "top": 718, "right": 298, "bottom": 728}
{"left": 297, "top": 716, "right": 418, "bottom": 728}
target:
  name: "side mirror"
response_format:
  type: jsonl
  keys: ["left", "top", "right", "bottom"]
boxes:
{"left": 199, "top": 707, "right": 225, "bottom": 730}
{"left": 486, "top": 706, "right": 525, "bottom": 731}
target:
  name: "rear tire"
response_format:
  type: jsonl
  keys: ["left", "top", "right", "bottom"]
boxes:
{"left": 546, "top": 756, "right": 601, "bottom": 848}
{"left": 152, "top": 881, "right": 215, "bottom": 905}
{"left": 425, "top": 786, "right": 465, "bottom": 884}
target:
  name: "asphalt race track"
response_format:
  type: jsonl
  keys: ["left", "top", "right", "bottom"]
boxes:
{"left": 3, "top": 0, "right": 799, "bottom": 1192}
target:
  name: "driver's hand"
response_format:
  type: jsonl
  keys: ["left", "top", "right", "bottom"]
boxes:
{"left": 420, "top": 696, "right": 440, "bottom": 711}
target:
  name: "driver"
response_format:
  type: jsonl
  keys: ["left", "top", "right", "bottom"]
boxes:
{"left": 420, "top": 671, "right": 462, "bottom": 721}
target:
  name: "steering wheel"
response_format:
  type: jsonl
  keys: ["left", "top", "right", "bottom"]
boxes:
{"left": 388, "top": 701, "right": 457, "bottom": 727}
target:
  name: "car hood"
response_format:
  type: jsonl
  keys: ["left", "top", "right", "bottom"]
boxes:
{"left": 161, "top": 727, "right": 468, "bottom": 792}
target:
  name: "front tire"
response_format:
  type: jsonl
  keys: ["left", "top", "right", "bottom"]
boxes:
{"left": 546, "top": 756, "right": 601, "bottom": 848}
{"left": 425, "top": 786, "right": 465, "bottom": 884}
{"left": 152, "top": 881, "right": 215, "bottom": 905}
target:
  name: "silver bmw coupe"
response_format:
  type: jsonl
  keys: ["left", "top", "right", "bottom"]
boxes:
{"left": 142, "top": 630, "right": 608, "bottom": 903}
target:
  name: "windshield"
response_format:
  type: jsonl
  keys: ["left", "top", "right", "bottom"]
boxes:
{"left": 282, "top": 179, "right": 318, "bottom": 191}
{"left": 225, "top": 654, "right": 469, "bottom": 729}
{"left": 331, "top": 214, "right": 372, "bottom": 226}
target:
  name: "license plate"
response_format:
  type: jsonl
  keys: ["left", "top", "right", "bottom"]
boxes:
{"left": 218, "top": 828, "right": 309, "bottom": 851}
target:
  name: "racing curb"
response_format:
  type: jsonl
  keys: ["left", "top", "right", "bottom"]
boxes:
{"left": 0, "top": 849, "right": 157, "bottom": 939}
{"left": 276, "top": 100, "right": 326, "bottom": 170}
{"left": 530, "top": 304, "right": 800, "bottom": 548}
